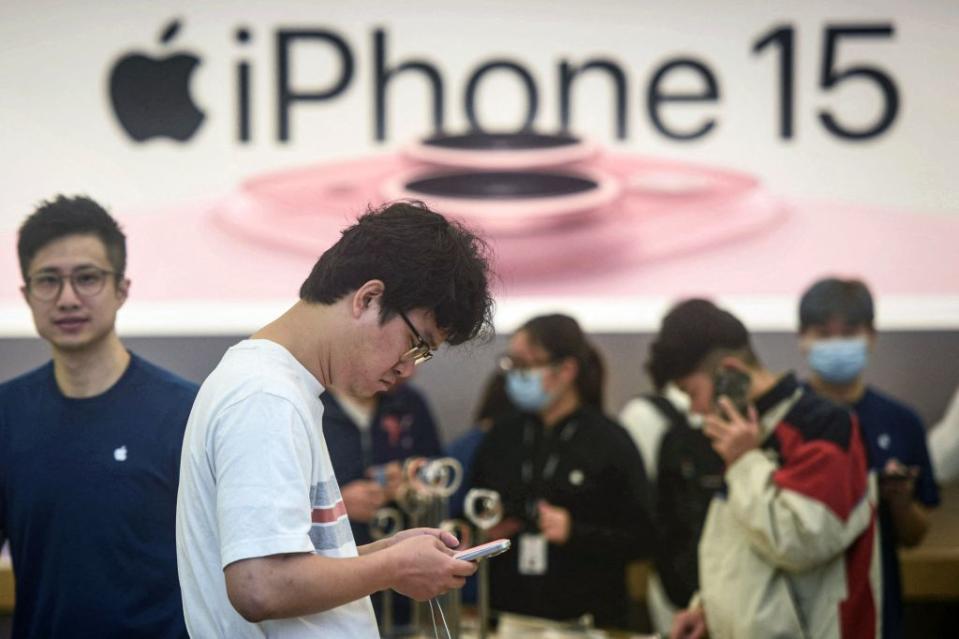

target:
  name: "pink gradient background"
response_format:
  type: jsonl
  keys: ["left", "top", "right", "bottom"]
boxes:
{"left": 2, "top": 151, "right": 958, "bottom": 304}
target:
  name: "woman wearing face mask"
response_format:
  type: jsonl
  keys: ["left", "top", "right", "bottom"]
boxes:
{"left": 470, "top": 314, "right": 655, "bottom": 630}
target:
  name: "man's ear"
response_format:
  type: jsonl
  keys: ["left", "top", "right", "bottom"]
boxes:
{"left": 797, "top": 329, "right": 813, "bottom": 354}
{"left": 116, "top": 277, "right": 131, "bottom": 305}
{"left": 351, "top": 280, "right": 386, "bottom": 319}
{"left": 19, "top": 284, "right": 28, "bottom": 304}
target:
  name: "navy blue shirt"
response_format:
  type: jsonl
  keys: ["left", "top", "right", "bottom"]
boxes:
{"left": 0, "top": 354, "right": 197, "bottom": 639}
{"left": 854, "top": 387, "right": 940, "bottom": 639}
{"left": 321, "top": 383, "right": 442, "bottom": 545}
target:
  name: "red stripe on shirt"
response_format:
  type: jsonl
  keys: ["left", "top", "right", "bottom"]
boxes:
{"left": 311, "top": 500, "right": 348, "bottom": 524}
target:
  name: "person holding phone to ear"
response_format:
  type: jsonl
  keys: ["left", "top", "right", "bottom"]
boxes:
{"left": 657, "top": 299, "right": 880, "bottom": 639}
{"left": 798, "top": 277, "right": 939, "bottom": 639}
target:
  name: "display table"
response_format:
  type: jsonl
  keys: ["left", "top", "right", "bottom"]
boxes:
{"left": 0, "top": 556, "right": 13, "bottom": 612}
{"left": 900, "top": 482, "right": 959, "bottom": 599}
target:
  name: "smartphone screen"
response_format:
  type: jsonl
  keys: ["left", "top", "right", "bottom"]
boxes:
{"left": 713, "top": 367, "right": 751, "bottom": 415}
{"left": 453, "top": 538, "right": 511, "bottom": 562}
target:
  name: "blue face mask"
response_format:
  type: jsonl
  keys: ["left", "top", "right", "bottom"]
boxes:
{"left": 505, "top": 369, "right": 555, "bottom": 412}
{"left": 807, "top": 337, "right": 869, "bottom": 384}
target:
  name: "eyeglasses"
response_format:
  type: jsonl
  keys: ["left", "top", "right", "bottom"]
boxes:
{"left": 498, "top": 354, "right": 558, "bottom": 375}
{"left": 398, "top": 310, "right": 434, "bottom": 366}
{"left": 25, "top": 267, "right": 117, "bottom": 302}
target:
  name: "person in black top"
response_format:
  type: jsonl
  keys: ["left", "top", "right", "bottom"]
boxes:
{"left": 471, "top": 314, "right": 654, "bottom": 629}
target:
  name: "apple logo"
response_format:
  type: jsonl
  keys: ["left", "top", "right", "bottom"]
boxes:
{"left": 113, "top": 445, "right": 128, "bottom": 462}
{"left": 108, "top": 19, "right": 205, "bottom": 142}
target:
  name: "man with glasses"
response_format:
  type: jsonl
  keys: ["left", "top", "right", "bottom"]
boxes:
{"left": 176, "top": 201, "right": 494, "bottom": 638}
{"left": 320, "top": 312, "right": 445, "bottom": 630}
{"left": 0, "top": 195, "right": 198, "bottom": 638}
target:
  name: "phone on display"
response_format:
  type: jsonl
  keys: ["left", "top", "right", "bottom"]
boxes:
{"left": 368, "top": 464, "right": 389, "bottom": 487}
{"left": 712, "top": 367, "right": 751, "bottom": 416}
{"left": 453, "top": 538, "right": 511, "bottom": 562}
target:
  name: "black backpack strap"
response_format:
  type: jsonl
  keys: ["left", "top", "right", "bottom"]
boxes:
{"left": 643, "top": 393, "right": 723, "bottom": 608}
{"left": 641, "top": 393, "right": 690, "bottom": 435}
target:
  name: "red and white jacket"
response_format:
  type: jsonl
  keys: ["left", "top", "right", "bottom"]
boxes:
{"left": 696, "top": 373, "right": 880, "bottom": 638}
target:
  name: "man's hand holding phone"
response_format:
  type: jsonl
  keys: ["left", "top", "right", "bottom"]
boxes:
{"left": 704, "top": 396, "right": 761, "bottom": 467}
{"left": 384, "top": 532, "right": 478, "bottom": 601}
{"left": 879, "top": 458, "right": 919, "bottom": 506}
{"left": 453, "top": 538, "right": 511, "bottom": 562}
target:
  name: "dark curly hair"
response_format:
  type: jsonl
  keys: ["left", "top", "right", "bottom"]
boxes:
{"left": 17, "top": 195, "right": 126, "bottom": 280}
{"left": 299, "top": 200, "right": 495, "bottom": 346}
{"left": 646, "top": 298, "right": 756, "bottom": 390}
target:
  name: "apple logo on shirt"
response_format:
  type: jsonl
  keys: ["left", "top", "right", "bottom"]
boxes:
{"left": 878, "top": 433, "right": 891, "bottom": 450}
{"left": 114, "top": 446, "right": 128, "bottom": 462}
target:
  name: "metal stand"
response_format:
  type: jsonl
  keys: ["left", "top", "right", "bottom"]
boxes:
{"left": 369, "top": 508, "right": 402, "bottom": 636}
{"left": 464, "top": 488, "right": 503, "bottom": 639}
{"left": 400, "top": 457, "right": 464, "bottom": 637}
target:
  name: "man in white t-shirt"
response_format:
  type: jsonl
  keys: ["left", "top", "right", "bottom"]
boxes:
{"left": 176, "top": 201, "right": 494, "bottom": 637}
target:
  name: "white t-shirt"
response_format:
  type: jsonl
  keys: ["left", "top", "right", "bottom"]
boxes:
{"left": 930, "top": 385, "right": 959, "bottom": 483}
{"left": 176, "top": 339, "right": 379, "bottom": 638}
{"left": 618, "top": 383, "right": 695, "bottom": 481}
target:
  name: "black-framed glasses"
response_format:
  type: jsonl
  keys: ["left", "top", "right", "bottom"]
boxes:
{"left": 25, "top": 266, "right": 117, "bottom": 302}
{"left": 397, "top": 310, "right": 434, "bottom": 366}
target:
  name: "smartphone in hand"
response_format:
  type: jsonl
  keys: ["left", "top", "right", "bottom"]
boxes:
{"left": 713, "top": 367, "right": 751, "bottom": 415}
{"left": 453, "top": 538, "right": 511, "bottom": 562}
{"left": 880, "top": 464, "right": 919, "bottom": 482}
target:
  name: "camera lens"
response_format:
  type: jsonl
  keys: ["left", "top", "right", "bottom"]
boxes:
{"left": 422, "top": 131, "right": 581, "bottom": 151}
{"left": 405, "top": 171, "right": 598, "bottom": 200}
{"left": 405, "top": 131, "right": 597, "bottom": 170}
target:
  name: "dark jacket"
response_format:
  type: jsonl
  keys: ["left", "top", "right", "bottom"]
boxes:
{"left": 471, "top": 405, "right": 655, "bottom": 628}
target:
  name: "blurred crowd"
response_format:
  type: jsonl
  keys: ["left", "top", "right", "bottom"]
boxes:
{"left": 337, "top": 278, "right": 955, "bottom": 638}
{"left": 3, "top": 195, "right": 957, "bottom": 639}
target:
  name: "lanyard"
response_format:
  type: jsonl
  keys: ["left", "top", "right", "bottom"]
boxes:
{"left": 520, "top": 417, "right": 579, "bottom": 518}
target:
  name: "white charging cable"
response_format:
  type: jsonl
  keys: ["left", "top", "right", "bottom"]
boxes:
{"left": 428, "top": 597, "right": 452, "bottom": 639}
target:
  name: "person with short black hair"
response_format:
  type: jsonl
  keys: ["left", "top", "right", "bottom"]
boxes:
{"left": 618, "top": 305, "right": 726, "bottom": 636}
{"left": 664, "top": 299, "right": 880, "bottom": 639}
{"left": 798, "top": 277, "right": 939, "bottom": 639}
{"left": 1, "top": 195, "right": 197, "bottom": 638}
{"left": 176, "top": 200, "right": 494, "bottom": 638}
{"left": 471, "top": 314, "right": 654, "bottom": 629}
